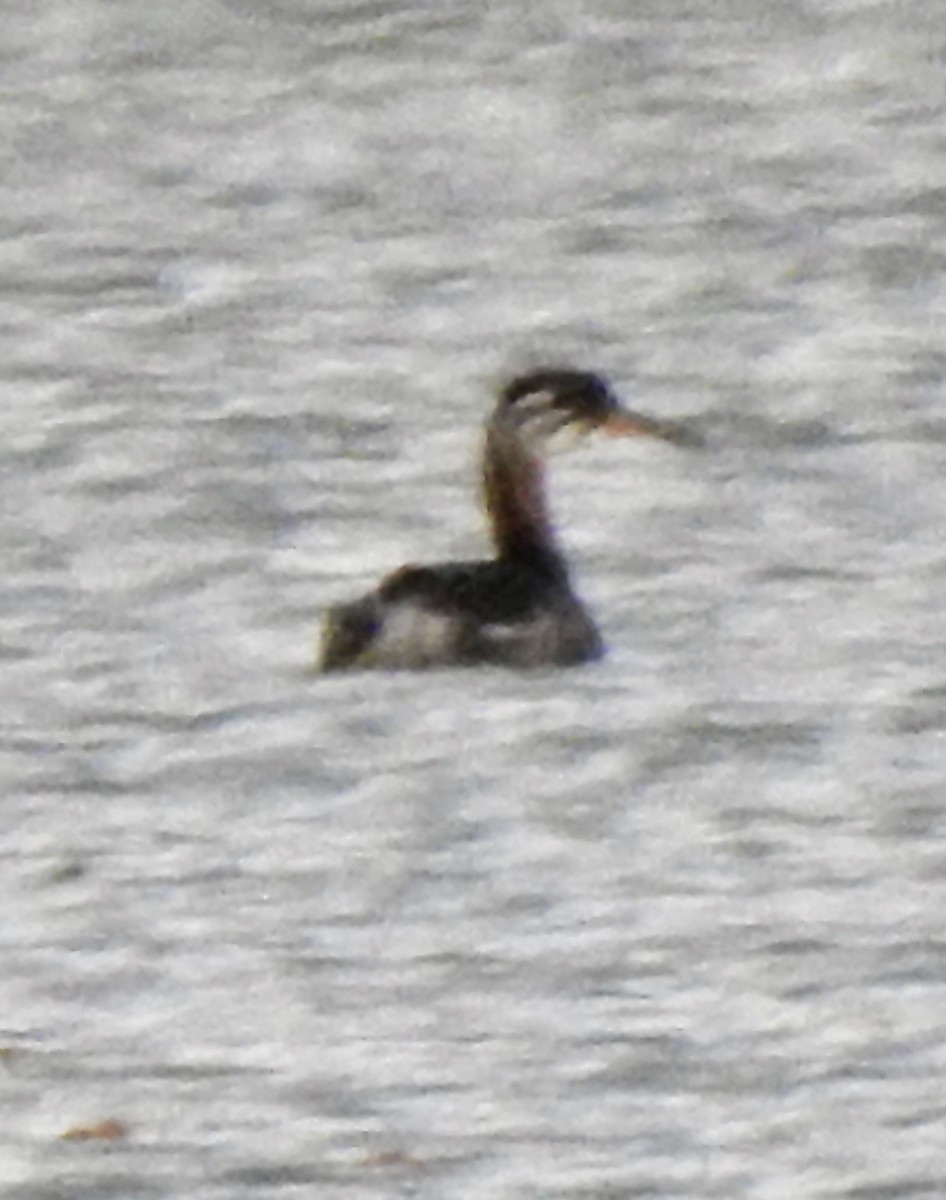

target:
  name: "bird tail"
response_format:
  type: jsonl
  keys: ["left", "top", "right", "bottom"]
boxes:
{"left": 316, "top": 597, "right": 380, "bottom": 672}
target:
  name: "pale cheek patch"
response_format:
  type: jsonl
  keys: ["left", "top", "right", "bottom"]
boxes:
{"left": 514, "top": 388, "right": 556, "bottom": 413}
{"left": 517, "top": 407, "right": 588, "bottom": 456}
{"left": 543, "top": 419, "right": 590, "bottom": 456}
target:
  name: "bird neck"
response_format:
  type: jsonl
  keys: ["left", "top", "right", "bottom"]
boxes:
{"left": 481, "top": 422, "right": 567, "bottom": 579}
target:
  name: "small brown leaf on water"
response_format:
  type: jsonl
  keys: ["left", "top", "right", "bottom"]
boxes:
{"left": 61, "top": 1118, "right": 128, "bottom": 1142}
{"left": 361, "top": 1149, "right": 421, "bottom": 1168}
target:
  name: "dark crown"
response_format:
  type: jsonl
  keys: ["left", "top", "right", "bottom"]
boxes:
{"left": 499, "top": 368, "right": 617, "bottom": 423}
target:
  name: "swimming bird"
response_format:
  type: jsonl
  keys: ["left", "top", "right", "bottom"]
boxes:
{"left": 319, "top": 368, "right": 685, "bottom": 671}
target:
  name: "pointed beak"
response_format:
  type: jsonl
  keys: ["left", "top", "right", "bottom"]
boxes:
{"left": 602, "top": 405, "right": 701, "bottom": 448}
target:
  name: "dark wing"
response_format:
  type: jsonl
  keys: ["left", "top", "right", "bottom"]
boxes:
{"left": 319, "top": 561, "right": 599, "bottom": 671}
{"left": 378, "top": 560, "right": 551, "bottom": 625}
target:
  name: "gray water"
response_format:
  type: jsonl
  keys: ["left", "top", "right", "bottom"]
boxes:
{"left": 3, "top": 1, "right": 946, "bottom": 1196}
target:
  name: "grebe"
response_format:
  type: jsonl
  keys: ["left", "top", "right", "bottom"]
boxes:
{"left": 319, "top": 368, "right": 685, "bottom": 672}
